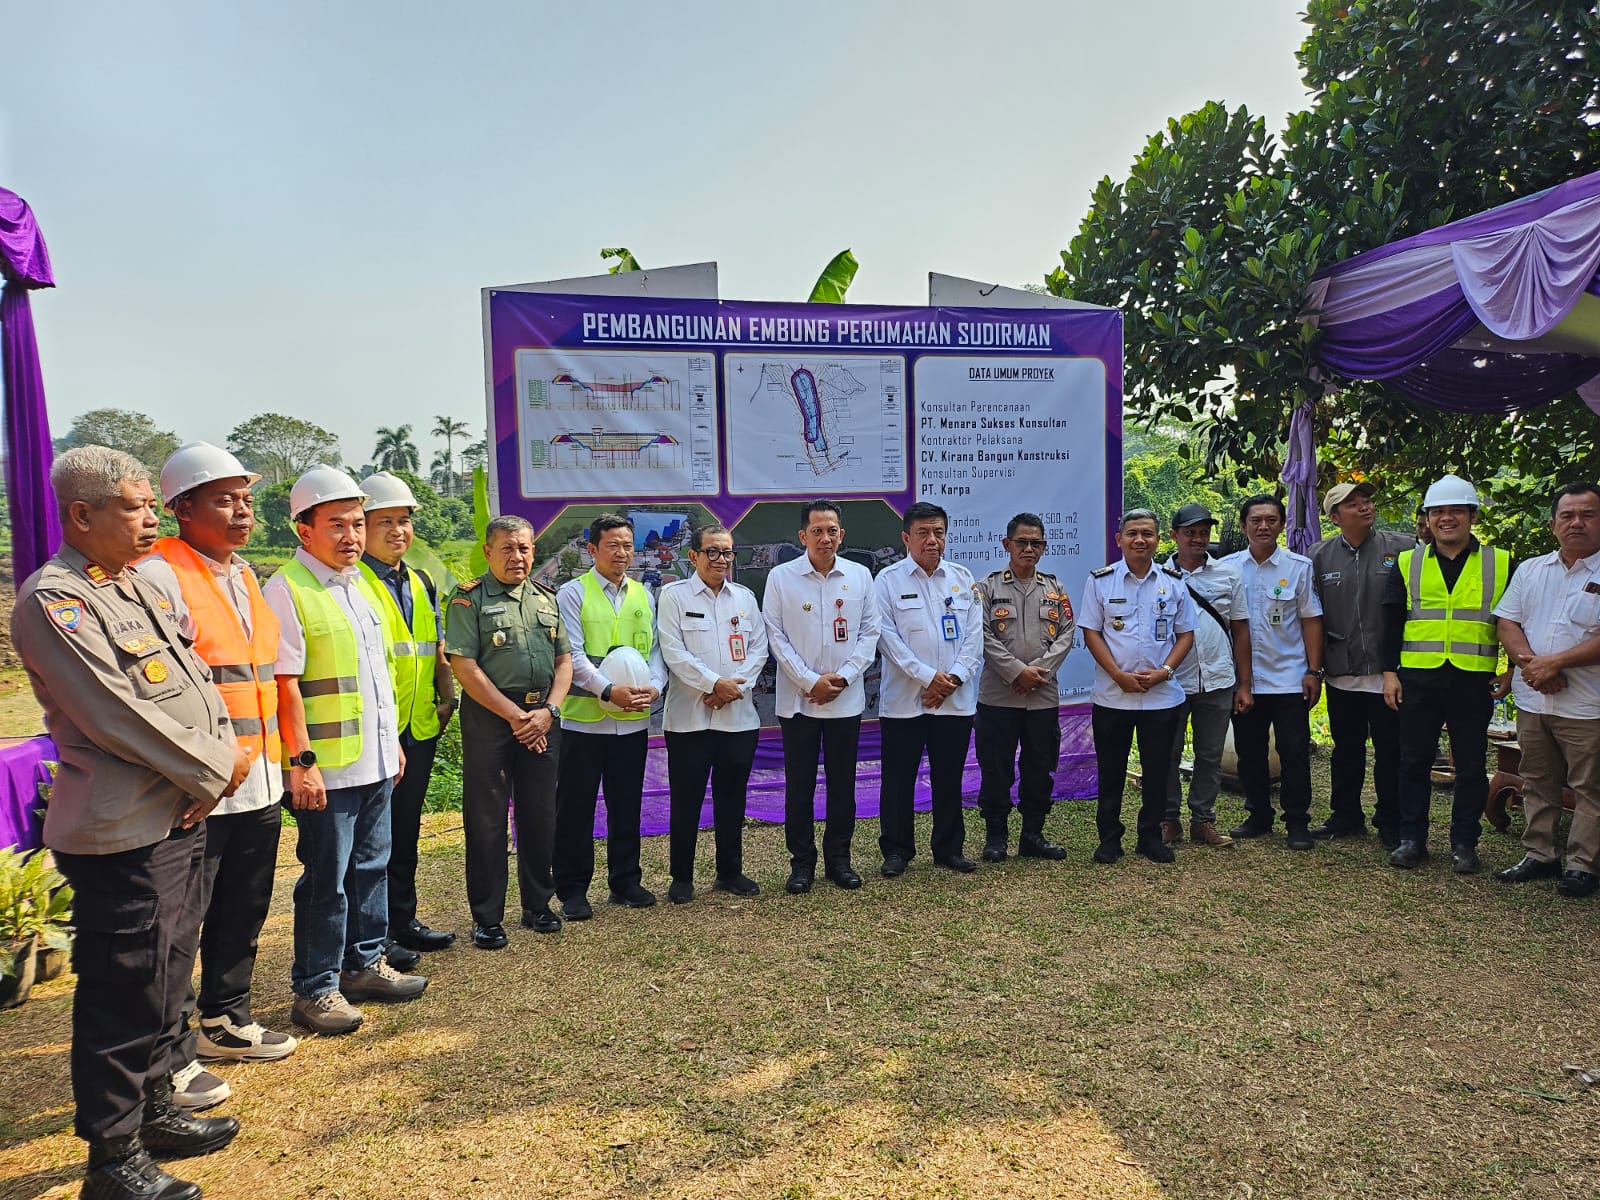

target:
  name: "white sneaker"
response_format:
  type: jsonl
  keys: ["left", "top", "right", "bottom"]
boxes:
{"left": 291, "top": 990, "right": 365, "bottom": 1036}
{"left": 198, "top": 1015, "right": 299, "bottom": 1061}
{"left": 172, "top": 1058, "right": 231, "bottom": 1109}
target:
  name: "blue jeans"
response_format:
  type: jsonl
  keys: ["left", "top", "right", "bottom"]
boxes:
{"left": 290, "top": 779, "right": 393, "bottom": 999}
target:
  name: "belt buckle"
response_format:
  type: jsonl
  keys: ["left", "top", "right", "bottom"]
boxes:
{"left": 524, "top": 690, "right": 544, "bottom": 707}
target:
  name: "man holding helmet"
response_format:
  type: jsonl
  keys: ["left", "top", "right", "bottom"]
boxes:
{"left": 356, "top": 471, "right": 458, "bottom": 962}
{"left": 1382, "top": 474, "right": 1513, "bottom": 873}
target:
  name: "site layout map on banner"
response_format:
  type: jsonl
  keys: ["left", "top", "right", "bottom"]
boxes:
{"left": 484, "top": 291, "right": 1122, "bottom": 803}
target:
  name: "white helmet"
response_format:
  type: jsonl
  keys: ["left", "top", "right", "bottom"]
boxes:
{"left": 360, "top": 471, "right": 421, "bottom": 512}
{"left": 1421, "top": 473, "right": 1482, "bottom": 510}
{"left": 289, "top": 465, "right": 367, "bottom": 522}
{"left": 160, "top": 441, "right": 260, "bottom": 507}
{"left": 597, "top": 646, "right": 651, "bottom": 713}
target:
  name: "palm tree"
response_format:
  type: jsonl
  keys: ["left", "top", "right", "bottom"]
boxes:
{"left": 459, "top": 439, "right": 488, "bottom": 473}
{"left": 432, "top": 415, "right": 471, "bottom": 495}
{"left": 429, "top": 449, "right": 454, "bottom": 494}
{"left": 372, "top": 425, "right": 419, "bottom": 473}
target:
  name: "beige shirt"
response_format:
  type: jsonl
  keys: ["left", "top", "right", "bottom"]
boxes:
{"left": 976, "top": 569, "right": 1076, "bottom": 710}
{"left": 15, "top": 545, "right": 237, "bottom": 855}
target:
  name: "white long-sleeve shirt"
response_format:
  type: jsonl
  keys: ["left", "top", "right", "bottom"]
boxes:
{"left": 556, "top": 568, "right": 667, "bottom": 735}
{"left": 872, "top": 555, "right": 983, "bottom": 718}
{"left": 762, "top": 552, "right": 880, "bottom": 719}
{"left": 655, "top": 574, "right": 769, "bottom": 733}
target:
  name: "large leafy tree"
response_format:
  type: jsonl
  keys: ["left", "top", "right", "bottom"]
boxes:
{"left": 372, "top": 424, "right": 420, "bottom": 473}
{"left": 228, "top": 414, "right": 342, "bottom": 485}
{"left": 1048, "top": 0, "right": 1600, "bottom": 554}
{"left": 55, "top": 408, "right": 180, "bottom": 470}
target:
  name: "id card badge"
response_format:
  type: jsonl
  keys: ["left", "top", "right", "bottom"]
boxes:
{"left": 833, "top": 616, "right": 849, "bottom": 642}
{"left": 1270, "top": 606, "right": 1284, "bottom": 626}
{"left": 941, "top": 612, "right": 960, "bottom": 642}
{"left": 1154, "top": 617, "right": 1169, "bottom": 640}
{"left": 729, "top": 631, "right": 747, "bottom": 662}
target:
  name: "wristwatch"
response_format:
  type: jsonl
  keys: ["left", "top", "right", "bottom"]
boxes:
{"left": 1162, "top": 664, "right": 1176, "bottom": 680}
{"left": 545, "top": 701, "right": 562, "bottom": 718}
{"left": 600, "top": 684, "right": 614, "bottom": 704}
{"left": 949, "top": 675, "right": 964, "bottom": 688}
{"left": 291, "top": 749, "right": 317, "bottom": 768}
{"left": 1307, "top": 668, "right": 1326, "bottom": 679}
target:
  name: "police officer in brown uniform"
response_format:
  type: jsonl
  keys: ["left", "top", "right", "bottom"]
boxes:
{"left": 974, "top": 512, "right": 1077, "bottom": 861}
{"left": 13, "top": 447, "right": 251, "bottom": 1200}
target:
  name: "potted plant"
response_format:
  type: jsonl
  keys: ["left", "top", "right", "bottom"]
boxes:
{"left": 0, "top": 846, "right": 74, "bottom": 1008}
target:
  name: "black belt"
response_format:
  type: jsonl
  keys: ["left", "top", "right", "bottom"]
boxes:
{"left": 499, "top": 687, "right": 548, "bottom": 706}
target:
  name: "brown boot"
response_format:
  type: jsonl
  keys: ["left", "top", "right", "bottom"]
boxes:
{"left": 1159, "top": 819, "right": 1183, "bottom": 846}
{"left": 1191, "top": 821, "right": 1234, "bottom": 847}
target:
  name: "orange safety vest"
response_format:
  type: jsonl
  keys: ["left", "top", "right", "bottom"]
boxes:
{"left": 146, "top": 537, "right": 282, "bottom": 765}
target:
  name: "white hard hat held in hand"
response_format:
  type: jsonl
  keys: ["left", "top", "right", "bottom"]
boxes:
{"left": 290, "top": 465, "right": 367, "bottom": 522}
{"left": 160, "top": 442, "right": 261, "bottom": 508}
{"left": 360, "top": 471, "right": 421, "bottom": 512}
{"left": 1422, "top": 473, "right": 1481, "bottom": 510}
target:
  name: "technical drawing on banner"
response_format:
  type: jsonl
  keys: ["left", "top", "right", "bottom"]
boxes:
{"left": 722, "top": 353, "right": 907, "bottom": 494}
{"left": 514, "top": 349, "right": 719, "bottom": 498}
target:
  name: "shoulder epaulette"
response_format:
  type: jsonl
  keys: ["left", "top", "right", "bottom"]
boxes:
{"left": 1162, "top": 564, "right": 1183, "bottom": 579}
{"left": 532, "top": 579, "right": 559, "bottom": 597}
{"left": 454, "top": 578, "right": 482, "bottom": 593}
{"left": 1090, "top": 565, "right": 1115, "bottom": 578}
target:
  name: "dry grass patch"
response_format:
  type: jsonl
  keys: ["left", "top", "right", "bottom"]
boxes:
{"left": 4, "top": 774, "right": 1599, "bottom": 1199}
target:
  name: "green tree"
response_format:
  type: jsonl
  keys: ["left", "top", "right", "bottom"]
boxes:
{"left": 1048, "top": 0, "right": 1600, "bottom": 556}
{"left": 249, "top": 481, "right": 298, "bottom": 547}
{"left": 55, "top": 408, "right": 179, "bottom": 470}
{"left": 372, "top": 425, "right": 420, "bottom": 473}
{"left": 459, "top": 439, "right": 488, "bottom": 474}
{"left": 228, "top": 414, "right": 342, "bottom": 485}
{"left": 428, "top": 449, "right": 454, "bottom": 496}
{"left": 431, "top": 415, "right": 471, "bottom": 495}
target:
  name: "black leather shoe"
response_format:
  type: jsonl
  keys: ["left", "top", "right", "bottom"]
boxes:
{"left": 667, "top": 880, "right": 695, "bottom": 904}
{"left": 383, "top": 938, "right": 421, "bottom": 971}
{"left": 1091, "top": 842, "right": 1123, "bottom": 864}
{"left": 471, "top": 923, "right": 508, "bottom": 949}
{"left": 520, "top": 908, "right": 563, "bottom": 933}
{"left": 1452, "top": 844, "right": 1481, "bottom": 875}
{"left": 1229, "top": 817, "right": 1274, "bottom": 839}
{"left": 561, "top": 895, "right": 594, "bottom": 921}
{"left": 1286, "top": 825, "right": 1315, "bottom": 852}
{"left": 608, "top": 883, "right": 657, "bottom": 908}
{"left": 1310, "top": 821, "right": 1367, "bottom": 840}
{"left": 1018, "top": 831, "right": 1068, "bottom": 860}
{"left": 825, "top": 863, "right": 863, "bottom": 890}
{"left": 393, "top": 919, "right": 456, "bottom": 952}
{"left": 981, "top": 835, "right": 1008, "bottom": 862}
{"left": 1135, "top": 839, "right": 1175, "bottom": 864}
{"left": 880, "top": 855, "right": 908, "bottom": 878}
{"left": 1496, "top": 855, "right": 1562, "bottom": 883}
{"left": 935, "top": 854, "right": 978, "bottom": 874}
{"left": 141, "top": 1078, "right": 239, "bottom": 1159}
{"left": 1557, "top": 869, "right": 1600, "bottom": 898}
{"left": 85, "top": 1135, "right": 200, "bottom": 1200}
{"left": 785, "top": 868, "right": 814, "bottom": 895}
{"left": 1389, "top": 841, "right": 1429, "bottom": 869}
{"left": 713, "top": 874, "right": 761, "bottom": 897}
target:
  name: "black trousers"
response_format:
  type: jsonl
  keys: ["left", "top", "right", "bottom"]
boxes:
{"left": 553, "top": 727, "right": 648, "bottom": 901}
{"left": 388, "top": 728, "right": 440, "bottom": 931}
{"left": 1397, "top": 676, "right": 1492, "bottom": 848}
{"left": 878, "top": 714, "right": 973, "bottom": 863}
{"left": 665, "top": 728, "right": 759, "bottom": 881}
{"left": 974, "top": 703, "right": 1060, "bottom": 833}
{"left": 1091, "top": 703, "right": 1180, "bottom": 847}
{"left": 779, "top": 713, "right": 861, "bottom": 871}
{"left": 1232, "top": 692, "right": 1314, "bottom": 826}
{"left": 172, "top": 803, "right": 282, "bottom": 1067}
{"left": 462, "top": 695, "right": 561, "bottom": 927}
{"left": 56, "top": 823, "right": 206, "bottom": 1142}
{"left": 1325, "top": 685, "right": 1401, "bottom": 837}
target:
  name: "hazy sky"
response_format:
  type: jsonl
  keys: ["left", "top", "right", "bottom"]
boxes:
{"left": 5, "top": 1, "right": 1312, "bottom": 470}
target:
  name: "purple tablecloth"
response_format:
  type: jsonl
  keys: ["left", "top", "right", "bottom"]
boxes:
{"left": 0, "top": 735, "right": 54, "bottom": 852}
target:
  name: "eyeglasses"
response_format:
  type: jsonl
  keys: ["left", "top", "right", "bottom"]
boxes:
{"left": 699, "top": 547, "right": 737, "bottom": 561}
{"left": 1010, "top": 538, "right": 1047, "bottom": 550}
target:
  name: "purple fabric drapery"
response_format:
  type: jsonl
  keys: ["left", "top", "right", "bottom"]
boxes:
{"left": 1, "top": 188, "right": 61, "bottom": 584}
{"left": 1306, "top": 169, "right": 1600, "bottom": 412}
{"left": 1280, "top": 399, "right": 1318, "bottom": 555}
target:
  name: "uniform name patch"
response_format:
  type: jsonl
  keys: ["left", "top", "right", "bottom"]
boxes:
{"left": 45, "top": 599, "right": 83, "bottom": 632}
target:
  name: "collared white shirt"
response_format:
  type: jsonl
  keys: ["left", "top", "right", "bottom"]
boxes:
{"left": 139, "top": 549, "right": 281, "bottom": 816}
{"left": 873, "top": 555, "right": 984, "bottom": 718}
{"left": 1493, "top": 548, "right": 1600, "bottom": 718}
{"left": 1078, "top": 559, "right": 1195, "bottom": 710}
{"left": 1221, "top": 545, "right": 1323, "bottom": 695}
{"left": 263, "top": 548, "right": 400, "bottom": 790}
{"left": 1169, "top": 554, "right": 1246, "bottom": 696}
{"left": 556, "top": 568, "right": 668, "bottom": 736}
{"left": 763, "top": 552, "right": 881, "bottom": 719}
{"left": 656, "top": 573, "right": 769, "bottom": 733}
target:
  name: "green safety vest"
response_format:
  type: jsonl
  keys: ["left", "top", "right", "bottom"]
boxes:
{"left": 358, "top": 560, "right": 440, "bottom": 740}
{"left": 1397, "top": 545, "right": 1509, "bottom": 672}
{"left": 279, "top": 559, "right": 391, "bottom": 767}
{"left": 563, "top": 570, "right": 652, "bottom": 725}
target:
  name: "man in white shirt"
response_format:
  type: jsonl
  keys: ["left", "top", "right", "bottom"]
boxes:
{"left": 263, "top": 466, "right": 427, "bottom": 1037}
{"left": 656, "top": 525, "right": 769, "bottom": 903}
{"left": 1221, "top": 494, "right": 1325, "bottom": 850}
{"left": 552, "top": 514, "right": 668, "bottom": 919}
{"left": 1494, "top": 481, "right": 1600, "bottom": 898}
{"left": 1079, "top": 509, "right": 1196, "bottom": 864}
{"left": 1163, "top": 503, "right": 1252, "bottom": 849}
{"left": 763, "top": 500, "right": 881, "bottom": 894}
{"left": 873, "top": 502, "right": 984, "bottom": 876}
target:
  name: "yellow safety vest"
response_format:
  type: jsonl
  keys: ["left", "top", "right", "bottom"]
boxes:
{"left": 563, "top": 571, "right": 652, "bottom": 724}
{"left": 358, "top": 560, "right": 440, "bottom": 740}
{"left": 279, "top": 560, "right": 390, "bottom": 767}
{"left": 1397, "top": 544, "right": 1509, "bottom": 672}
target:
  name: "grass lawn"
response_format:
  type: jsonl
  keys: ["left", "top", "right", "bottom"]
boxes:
{"left": 3, "top": 768, "right": 1598, "bottom": 1199}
